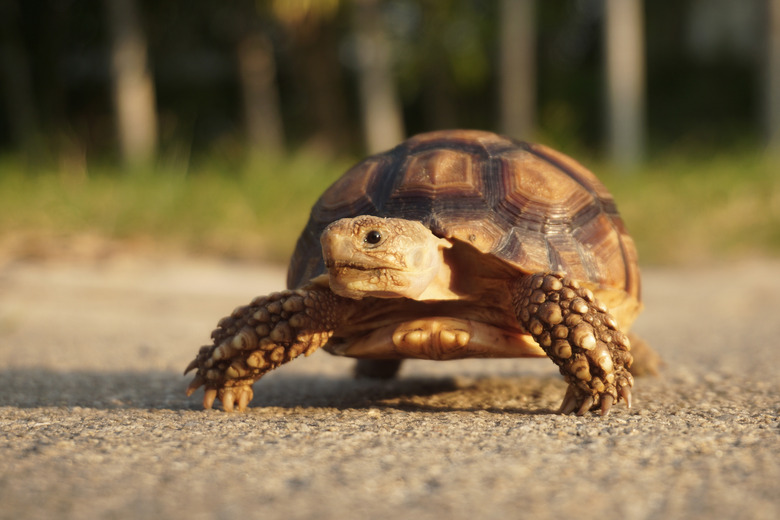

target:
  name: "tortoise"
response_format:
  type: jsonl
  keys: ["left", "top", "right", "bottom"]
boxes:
{"left": 185, "top": 129, "right": 654, "bottom": 415}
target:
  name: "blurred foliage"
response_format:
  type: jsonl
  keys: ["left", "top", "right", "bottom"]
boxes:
{"left": 0, "top": 0, "right": 777, "bottom": 265}
{"left": 0, "top": 0, "right": 770, "bottom": 159}
{"left": 269, "top": 0, "right": 341, "bottom": 26}
{"left": 1, "top": 150, "right": 778, "bottom": 265}
{"left": 604, "top": 151, "right": 780, "bottom": 264}
{"left": 0, "top": 152, "right": 350, "bottom": 262}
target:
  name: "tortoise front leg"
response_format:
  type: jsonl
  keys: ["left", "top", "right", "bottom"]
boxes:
{"left": 512, "top": 273, "right": 634, "bottom": 416}
{"left": 185, "top": 288, "right": 356, "bottom": 412}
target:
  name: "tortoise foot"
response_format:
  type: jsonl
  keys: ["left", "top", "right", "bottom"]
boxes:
{"left": 558, "top": 374, "right": 632, "bottom": 416}
{"left": 185, "top": 288, "right": 348, "bottom": 411}
{"left": 514, "top": 272, "right": 634, "bottom": 416}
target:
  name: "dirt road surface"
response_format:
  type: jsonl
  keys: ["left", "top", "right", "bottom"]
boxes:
{"left": 1, "top": 256, "right": 778, "bottom": 520}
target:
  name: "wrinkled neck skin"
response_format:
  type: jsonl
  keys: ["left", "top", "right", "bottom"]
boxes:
{"left": 320, "top": 216, "right": 456, "bottom": 300}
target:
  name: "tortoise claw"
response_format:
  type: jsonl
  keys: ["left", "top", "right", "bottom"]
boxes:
{"left": 221, "top": 389, "right": 236, "bottom": 412}
{"left": 184, "top": 358, "right": 199, "bottom": 375}
{"left": 205, "top": 385, "right": 254, "bottom": 413}
{"left": 559, "top": 385, "right": 624, "bottom": 416}
{"left": 619, "top": 385, "right": 632, "bottom": 409}
{"left": 559, "top": 392, "right": 578, "bottom": 415}
{"left": 185, "top": 374, "right": 205, "bottom": 397}
{"left": 236, "top": 386, "right": 253, "bottom": 412}
{"left": 576, "top": 395, "right": 595, "bottom": 416}
{"left": 600, "top": 394, "right": 614, "bottom": 416}
{"left": 203, "top": 388, "right": 218, "bottom": 410}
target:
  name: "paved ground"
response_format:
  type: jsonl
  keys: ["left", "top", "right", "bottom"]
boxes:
{"left": 0, "top": 255, "right": 778, "bottom": 520}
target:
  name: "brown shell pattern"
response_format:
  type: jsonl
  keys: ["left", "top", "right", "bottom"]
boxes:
{"left": 287, "top": 130, "right": 640, "bottom": 302}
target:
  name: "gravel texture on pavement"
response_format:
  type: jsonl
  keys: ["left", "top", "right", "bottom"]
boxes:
{"left": 0, "top": 257, "right": 778, "bottom": 520}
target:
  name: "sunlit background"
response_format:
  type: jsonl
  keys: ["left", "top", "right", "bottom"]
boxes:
{"left": 1, "top": 0, "right": 779, "bottom": 265}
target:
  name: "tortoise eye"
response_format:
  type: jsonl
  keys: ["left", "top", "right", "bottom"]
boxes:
{"left": 364, "top": 230, "right": 383, "bottom": 245}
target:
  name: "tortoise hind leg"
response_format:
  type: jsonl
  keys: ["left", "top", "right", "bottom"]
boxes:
{"left": 354, "top": 359, "right": 403, "bottom": 379}
{"left": 626, "top": 333, "right": 663, "bottom": 377}
{"left": 511, "top": 272, "right": 634, "bottom": 416}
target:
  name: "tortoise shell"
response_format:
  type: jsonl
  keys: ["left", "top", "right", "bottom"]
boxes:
{"left": 287, "top": 130, "right": 640, "bottom": 303}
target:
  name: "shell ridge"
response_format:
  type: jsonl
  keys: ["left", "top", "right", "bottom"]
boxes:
{"left": 617, "top": 228, "right": 641, "bottom": 299}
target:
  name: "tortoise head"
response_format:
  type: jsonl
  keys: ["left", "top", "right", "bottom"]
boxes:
{"left": 320, "top": 215, "right": 451, "bottom": 300}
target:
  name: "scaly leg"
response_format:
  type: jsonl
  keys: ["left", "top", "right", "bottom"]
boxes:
{"left": 512, "top": 273, "right": 634, "bottom": 416}
{"left": 185, "top": 287, "right": 356, "bottom": 411}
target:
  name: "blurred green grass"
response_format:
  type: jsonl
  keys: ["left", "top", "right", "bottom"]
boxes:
{"left": 0, "top": 153, "right": 351, "bottom": 262}
{"left": 604, "top": 151, "right": 780, "bottom": 264}
{"left": 0, "top": 149, "right": 778, "bottom": 265}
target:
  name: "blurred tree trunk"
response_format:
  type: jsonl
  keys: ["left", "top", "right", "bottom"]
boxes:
{"left": 0, "top": 0, "right": 40, "bottom": 159}
{"left": 499, "top": 0, "right": 536, "bottom": 140}
{"left": 352, "top": 0, "right": 405, "bottom": 153}
{"left": 604, "top": 0, "right": 645, "bottom": 169}
{"left": 767, "top": 0, "right": 780, "bottom": 157}
{"left": 422, "top": 57, "right": 457, "bottom": 130}
{"left": 290, "top": 23, "right": 353, "bottom": 153}
{"left": 105, "top": 0, "right": 158, "bottom": 167}
{"left": 237, "top": 33, "right": 285, "bottom": 153}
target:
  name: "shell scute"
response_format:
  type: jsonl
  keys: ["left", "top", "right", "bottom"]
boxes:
{"left": 393, "top": 148, "right": 481, "bottom": 198}
{"left": 497, "top": 149, "right": 596, "bottom": 224}
{"left": 314, "top": 158, "right": 383, "bottom": 223}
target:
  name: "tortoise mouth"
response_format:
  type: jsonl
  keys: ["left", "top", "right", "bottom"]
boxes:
{"left": 325, "top": 260, "right": 398, "bottom": 272}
